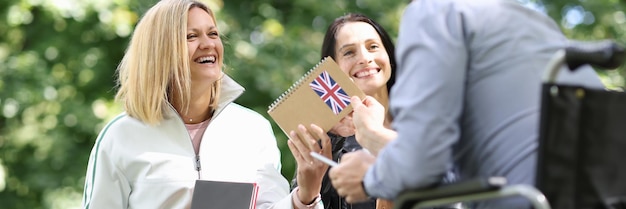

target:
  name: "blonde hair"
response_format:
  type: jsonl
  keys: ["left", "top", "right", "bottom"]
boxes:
{"left": 115, "top": 0, "right": 221, "bottom": 125}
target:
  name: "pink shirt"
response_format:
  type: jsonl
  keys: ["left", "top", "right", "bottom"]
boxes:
{"left": 185, "top": 119, "right": 210, "bottom": 154}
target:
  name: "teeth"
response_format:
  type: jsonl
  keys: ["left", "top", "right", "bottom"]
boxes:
{"left": 355, "top": 69, "right": 379, "bottom": 78}
{"left": 196, "top": 56, "right": 216, "bottom": 63}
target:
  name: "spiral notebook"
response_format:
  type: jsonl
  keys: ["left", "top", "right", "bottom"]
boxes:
{"left": 268, "top": 57, "right": 365, "bottom": 136}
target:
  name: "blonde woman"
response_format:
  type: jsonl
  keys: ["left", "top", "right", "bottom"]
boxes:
{"left": 81, "top": 0, "right": 325, "bottom": 208}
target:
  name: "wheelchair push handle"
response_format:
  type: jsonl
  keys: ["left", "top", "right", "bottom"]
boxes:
{"left": 543, "top": 40, "right": 625, "bottom": 83}
{"left": 565, "top": 40, "right": 625, "bottom": 70}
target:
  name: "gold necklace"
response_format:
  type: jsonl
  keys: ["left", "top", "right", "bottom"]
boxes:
{"left": 184, "top": 109, "right": 214, "bottom": 123}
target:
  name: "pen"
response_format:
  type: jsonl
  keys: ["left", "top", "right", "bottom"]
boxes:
{"left": 310, "top": 152, "right": 338, "bottom": 167}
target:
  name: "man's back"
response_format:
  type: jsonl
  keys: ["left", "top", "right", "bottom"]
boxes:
{"left": 441, "top": 0, "right": 606, "bottom": 183}
{"left": 370, "top": 0, "right": 604, "bottom": 208}
{"left": 451, "top": 0, "right": 604, "bottom": 206}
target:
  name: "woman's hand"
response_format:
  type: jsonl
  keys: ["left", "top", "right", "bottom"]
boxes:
{"left": 287, "top": 124, "right": 332, "bottom": 204}
{"left": 329, "top": 114, "right": 355, "bottom": 137}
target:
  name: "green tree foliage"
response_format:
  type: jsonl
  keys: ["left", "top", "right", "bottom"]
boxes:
{"left": 0, "top": 0, "right": 624, "bottom": 208}
{"left": 0, "top": 0, "right": 136, "bottom": 208}
{"left": 525, "top": 0, "right": 626, "bottom": 87}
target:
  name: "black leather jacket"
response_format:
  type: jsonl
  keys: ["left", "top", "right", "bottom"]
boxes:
{"left": 291, "top": 133, "right": 377, "bottom": 209}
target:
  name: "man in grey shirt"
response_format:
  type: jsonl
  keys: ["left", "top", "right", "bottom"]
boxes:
{"left": 328, "top": 0, "right": 605, "bottom": 208}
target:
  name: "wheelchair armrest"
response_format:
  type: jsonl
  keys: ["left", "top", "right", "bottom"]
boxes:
{"left": 394, "top": 176, "right": 507, "bottom": 209}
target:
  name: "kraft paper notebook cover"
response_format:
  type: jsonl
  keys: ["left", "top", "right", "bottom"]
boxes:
{"left": 190, "top": 180, "right": 259, "bottom": 209}
{"left": 268, "top": 57, "right": 365, "bottom": 136}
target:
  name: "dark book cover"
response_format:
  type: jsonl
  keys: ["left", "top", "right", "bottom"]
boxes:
{"left": 191, "top": 180, "right": 259, "bottom": 209}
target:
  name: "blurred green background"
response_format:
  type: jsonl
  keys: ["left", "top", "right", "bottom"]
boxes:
{"left": 0, "top": 0, "right": 624, "bottom": 208}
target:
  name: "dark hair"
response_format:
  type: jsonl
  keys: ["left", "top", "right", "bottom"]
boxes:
{"left": 320, "top": 13, "right": 396, "bottom": 92}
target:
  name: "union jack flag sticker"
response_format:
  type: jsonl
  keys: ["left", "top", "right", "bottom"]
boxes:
{"left": 309, "top": 70, "right": 351, "bottom": 115}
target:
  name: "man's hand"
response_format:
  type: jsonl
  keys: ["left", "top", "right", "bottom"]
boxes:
{"left": 328, "top": 150, "right": 376, "bottom": 203}
{"left": 351, "top": 96, "right": 395, "bottom": 155}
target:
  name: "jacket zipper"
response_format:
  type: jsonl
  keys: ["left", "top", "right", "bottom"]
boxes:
{"left": 195, "top": 155, "right": 202, "bottom": 179}
{"left": 160, "top": 85, "right": 245, "bottom": 183}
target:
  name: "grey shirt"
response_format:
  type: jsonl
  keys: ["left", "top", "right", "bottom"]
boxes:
{"left": 363, "top": 0, "right": 604, "bottom": 207}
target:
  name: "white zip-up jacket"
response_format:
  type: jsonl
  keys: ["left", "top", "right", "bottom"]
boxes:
{"left": 82, "top": 75, "right": 319, "bottom": 209}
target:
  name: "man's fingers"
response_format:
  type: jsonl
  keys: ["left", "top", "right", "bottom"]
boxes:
{"left": 345, "top": 195, "right": 367, "bottom": 204}
{"left": 350, "top": 96, "right": 363, "bottom": 108}
{"left": 345, "top": 196, "right": 356, "bottom": 204}
{"left": 333, "top": 184, "right": 365, "bottom": 204}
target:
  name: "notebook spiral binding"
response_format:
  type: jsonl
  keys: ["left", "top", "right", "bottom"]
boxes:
{"left": 268, "top": 57, "right": 330, "bottom": 112}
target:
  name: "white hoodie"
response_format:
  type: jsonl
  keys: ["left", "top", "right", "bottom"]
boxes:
{"left": 81, "top": 75, "right": 320, "bottom": 209}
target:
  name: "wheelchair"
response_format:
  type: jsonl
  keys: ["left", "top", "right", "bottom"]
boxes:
{"left": 393, "top": 40, "right": 626, "bottom": 209}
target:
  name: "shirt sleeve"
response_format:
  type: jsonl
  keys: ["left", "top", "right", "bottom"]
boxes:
{"left": 82, "top": 136, "right": 131, "bottom": 209}
{"left": 363, "top": 0, "right": 469, "bottom": 199}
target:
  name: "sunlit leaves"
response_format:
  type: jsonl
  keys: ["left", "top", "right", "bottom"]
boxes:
{"left": 0, "top": 0, "right": 131, "bottom": 207}
{"left": 0, "top": 160, "right": 6, "bottom": 192}
{"left": 2, "top": 99, "right": 20, "bottom": 119}
{"left": 7, "top": 5, "right": 33, "bottom": 26}
{"left": 262, "top": 19, "right": 284, "bottom": 38}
